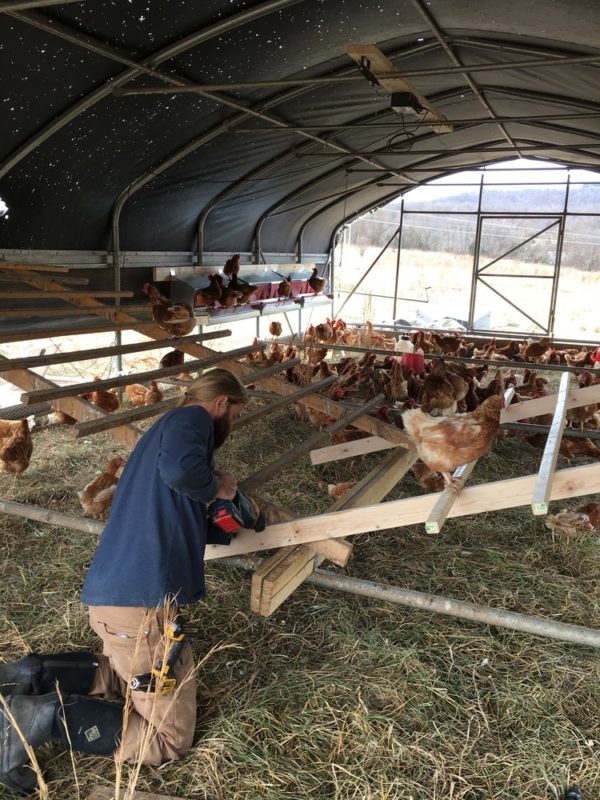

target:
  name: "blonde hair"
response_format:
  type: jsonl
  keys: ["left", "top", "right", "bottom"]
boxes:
{"left": 179, "top": 367, "right": 248, "bottom": 408}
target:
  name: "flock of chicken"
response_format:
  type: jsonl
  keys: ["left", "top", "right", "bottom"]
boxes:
{"left": 2, "top": 299, "right": 598, "bottom": 533}
{"left": 245, "top": 319, "right": 600, "bottom": 499}
{"left": 143, "top": 257, "right": 326, "bottom": 324}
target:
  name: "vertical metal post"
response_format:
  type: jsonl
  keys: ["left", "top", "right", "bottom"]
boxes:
{"left": 392, "top": 199, "right": 404, "bottom": 321}
{"left": 467, "top": 174, "right": 485, "bottom": 330}
{"left": 329, "top": 243, "right": 336, "bottom": 320}
{"left": 548, "top": 174, "right": 570, "bottom": 335}
{"left": 336, "top": 222, "right": 403, "bottom": 318}
{"left": 112, "top": 222, "right": 123, "bottom": 375}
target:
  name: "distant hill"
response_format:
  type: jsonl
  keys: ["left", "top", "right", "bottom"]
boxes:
{"left": 349, "top": 185, "right": 600, "bottom": 271}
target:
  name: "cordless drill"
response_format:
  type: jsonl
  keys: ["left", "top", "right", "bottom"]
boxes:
{"left": 208, "top": 490, "right": 265, "bottom": 538}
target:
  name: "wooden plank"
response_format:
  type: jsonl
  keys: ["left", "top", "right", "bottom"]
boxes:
{"left": 346, "top": 44, "right": 454, "bottom": 133}
{"left": 239, "top": 358, "right": 300, "bottom": 385}
{"left": 531, "top": 372, "right": 571, "bottom": 515}
{"left": 329, "top": 447, "right": 418, "bottom": 512}
{"left": 424, "top": 461, "right": 478, "bottom": 535}
{"left": 239, "top": 394, "right": 384, "bottom": 493}
{"left": 251, "top": 446, "right": 417, "bottom": 616}
{"left": 0, "top": 273, "right": 89, "bottom": 285}
{"left": 149, "top": 338, "right": 411, "bottom": 446}
{"left": 308, "top": 384, "right": 600, "bottom": 465}
{"left": 501, "top": 383, "right": 600, "bottom": 423}
{"left": 70, "top": 396, "right": 181, "bottom": 438}
{"left": 0, "top": 360, "right": 143, "bottom": 449}
{"left": 310, "top": 435, "right": 396, "bottom": 465}
{"left": 204, "top": 461, "right": 600, "bottom": 560}
{"left": 0, "top": 261, "right": 70, "bottom": 273}
{"left": 88, "top": 786, "right": 187, "bottom": 800}
{"left": 18, "top": 344, "right": 264, "bottom": 405}
{"left": 0, "top": 304, "right": 151, "bottom": 319}
{"left": 0, "top": 330, "right": 231, "bottom": 372}
{"left": 425, "top": 387, "right": 516, "bottom": 534}
{"left": 0, "top": 290, "right": 133, "bottom": 298}
{"left": 0, "top": 274, "right": 395, "bottom": 451}
{"left": 295, "top": 392, "right": 410, "bottom": 446}
{"left": 307, "top": 537, "right": 353, "bottom": 564}
{"left": 252, "top": 499, "right": 352, "bottom": 566}
{"left": 257, "top": 545, "right": 319, "bottom": 616}
{"left": 72, "top": 362, "right": 308, "bottom": 439}
{"left": 0, "top": 273, "right": 186, "bottom": 448}
{"left": 235, "top": 375, "right": 336, "bottom": 429}
{"left": 3, "top": 462, "right": 599, "bottom": 564}
{"left": 250, "top": 520, "right": 351, "bottom": 614}
{"left": 0, "top": 321, "right": 155, "bottom": 344}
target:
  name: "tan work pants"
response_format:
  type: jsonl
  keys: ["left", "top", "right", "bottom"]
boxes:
{"left": 88, "top": 605, "right": 196, "bottom": 765}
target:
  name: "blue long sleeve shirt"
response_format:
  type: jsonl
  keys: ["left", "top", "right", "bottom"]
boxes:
{"left": 80, "top": 405, "right": 225, "bottom": 608}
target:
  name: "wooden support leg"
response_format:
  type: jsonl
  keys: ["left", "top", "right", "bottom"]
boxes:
{"left": 250, "top": 447, "right": 418, "bottom": 617}
{"left": 251, "top": 545, "right": 321, "bottom": 616}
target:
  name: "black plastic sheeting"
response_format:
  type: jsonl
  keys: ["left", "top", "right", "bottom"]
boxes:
{"left": 2, "top": 0, "right": 600, "bottom": 256}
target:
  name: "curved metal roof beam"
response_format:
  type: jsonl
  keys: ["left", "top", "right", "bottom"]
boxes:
{"left": 249, "top": 85, "right": 481, "bottom": 256}
{"left": 0, "top": 0, "right": 84, "bottom": 10}
{"left": 486, "top": 85, "right": 600, "bottom": 113}
{"left": 300, "top": 144, "right": 586, "bottom": 259}
{"left": 452, "top": 35, "right": 600, "bottom": 64}
{"left": 408, "top": 0, "right": 523, "bottom": 159}
{"left": 0, "top": 0, "right": 304, "bottom": 179}
{"left": 252, "top": 161, "right": 393, "bottom": 262}
{"left": 258, "top": 128, "right": 573, "bottom": 255}
{"left": 253, "top": 82, "right": 596, "bottom": 248}
{"left": 511, "top": 119, "right": 600, "bottom": 144}
{"left": 189, "top": 33, "right": 597, "bottom": 256}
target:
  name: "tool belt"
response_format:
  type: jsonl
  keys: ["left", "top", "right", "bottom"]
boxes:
{"left": 130, "top": 616, "right": 185, "bottom": 695}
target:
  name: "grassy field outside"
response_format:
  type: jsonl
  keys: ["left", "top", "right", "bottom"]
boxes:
{"left": 334, "top": 245, "right": 600, "bottom": 340}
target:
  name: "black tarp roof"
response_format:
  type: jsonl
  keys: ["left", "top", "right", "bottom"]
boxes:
{"left": 2, "top": 0, "right": 600, "bottom": 258}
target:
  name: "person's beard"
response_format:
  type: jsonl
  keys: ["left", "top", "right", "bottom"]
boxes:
{"left": 213, "top": 412, "right": 233, "bottom": 449}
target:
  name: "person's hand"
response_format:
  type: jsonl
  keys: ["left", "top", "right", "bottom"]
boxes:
{"left": 215, "top": 472, "right": 237, "bottom": 500}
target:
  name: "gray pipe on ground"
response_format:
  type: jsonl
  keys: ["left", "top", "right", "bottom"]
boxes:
{"left": 221, "top": 556, "right": 600, "bottom": 649}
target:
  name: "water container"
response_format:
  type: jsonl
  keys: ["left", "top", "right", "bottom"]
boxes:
{"left": 394, "top": 334, "right": 414, "bottom": 354}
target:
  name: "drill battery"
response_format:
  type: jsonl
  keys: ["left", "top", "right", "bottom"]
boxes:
{"left": 209, "top": 498, "right": 246, "bottom": 535}
{"left": 208, "top": 491, "right": 265, "bottom": 538}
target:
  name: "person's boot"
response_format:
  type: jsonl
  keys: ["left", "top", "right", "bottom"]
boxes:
{"left": 0, "top": 652, "right": 98, "bottom": 697}
{"left": 0, "top": 692, "right": 122, "bottom": 795}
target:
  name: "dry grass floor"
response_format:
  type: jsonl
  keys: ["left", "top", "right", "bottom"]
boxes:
{"left": 0, "top": 403, "right": 599, "bottom": 800}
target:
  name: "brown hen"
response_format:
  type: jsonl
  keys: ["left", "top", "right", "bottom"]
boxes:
{"left": 78, "top": 456, "right": 125, "bottom": 518}
{"left": 402, "top": 395, "right": 503, "bottom": 492}
{"left": 143, "top": 282, "right": 195, "bottom": 336}
{"left": 0, "top": 419, "right": 33, "bottom": 474}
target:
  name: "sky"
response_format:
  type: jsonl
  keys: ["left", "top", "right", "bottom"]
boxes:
{"left": 392, "top": 158, "right": 600, "bottom": 203}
